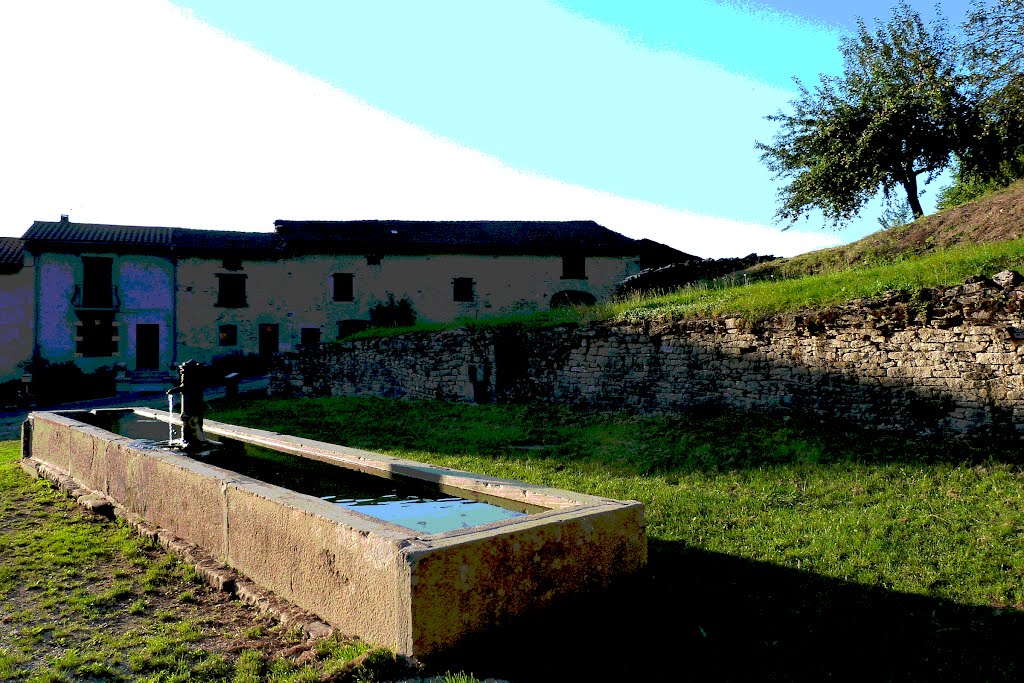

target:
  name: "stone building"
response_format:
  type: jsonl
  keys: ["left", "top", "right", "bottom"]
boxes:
{"left": 2, "top": 216, "right": 677, "bottom": 385}
{"left": 0, "top": 238, "right": 33, "bottom": 382}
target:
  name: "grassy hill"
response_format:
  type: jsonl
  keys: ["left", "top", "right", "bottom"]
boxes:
{"left": 746, "top": 179, "right": 1024, "bottom": 280}
{"left": 602, "top": 179, "right": 1024, "bottom": 324}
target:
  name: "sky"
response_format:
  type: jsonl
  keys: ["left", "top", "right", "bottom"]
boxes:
{"left": 0, "top": 0, "right": 975, "bottom": 258}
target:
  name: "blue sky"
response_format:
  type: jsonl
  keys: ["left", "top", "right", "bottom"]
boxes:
{"left": 0, "top": 1, "right": 976, "bottom": 257}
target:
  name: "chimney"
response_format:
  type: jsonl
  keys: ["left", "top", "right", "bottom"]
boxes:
{"left": 60, "top": 214, "right": 69, "bottom": 223}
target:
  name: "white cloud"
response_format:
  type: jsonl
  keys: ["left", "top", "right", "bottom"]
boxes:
{"left": 0, "top": 0, "right": 839, "bottom": 258}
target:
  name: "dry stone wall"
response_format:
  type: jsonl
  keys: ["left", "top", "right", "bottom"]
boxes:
{"left": 270, "top": 272, "right": 1024, "bottom": 440}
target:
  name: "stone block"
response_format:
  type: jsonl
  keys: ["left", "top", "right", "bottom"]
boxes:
{"left": 225, "top": 478, "right": 410, "bottom": 652}
{"left": 406, "top": 502, "right": 645, "bottom": 656}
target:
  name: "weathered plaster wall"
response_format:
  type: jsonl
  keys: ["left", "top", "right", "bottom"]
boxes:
{"left": 283, "top": 253, "right": 635, "bottom": 329}
{"left": 175, "top": 253, "right": 638, "bottom": 364}
{"left": 118, "top": 257, "right": 175, "bottom": 372}
{"left": 36, "top": 253, "right": 78, "bottom": 362}
{"left": 176, "top": 257, "right": 293, "bottom": 363}
{"left": 271, "top": 274, "right": 1024, "bottom": 440}
{"left": 35, "top": 252, "right": 174, "bottom": 373}
{"left": 0, "top": 259, "right": 34, "bottom": 381}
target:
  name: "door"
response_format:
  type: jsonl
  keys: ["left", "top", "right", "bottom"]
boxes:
{"left": 300, "top": 327, "right": 321, "bottom": 348}
{"left": 136, "top": 324, "right": 159, "bottom": 370}
{"left": 258, "top": 323, "right": 279, "bottom": 361}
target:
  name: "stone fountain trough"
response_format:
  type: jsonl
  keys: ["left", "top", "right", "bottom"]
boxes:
{"left": 20, "top": 408, "right": 646, "bottom": 657}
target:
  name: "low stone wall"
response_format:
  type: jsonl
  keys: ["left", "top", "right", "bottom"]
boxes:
{"left": 271, "top": 273, "right": 1024, "bottom": 439}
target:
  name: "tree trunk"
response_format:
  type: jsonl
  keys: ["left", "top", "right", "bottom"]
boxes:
{"left": 901, "top": 173, "right": 924, "bottom": 219}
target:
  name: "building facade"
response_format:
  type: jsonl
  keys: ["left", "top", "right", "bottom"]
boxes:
{"left": 0, "top": 238, "right": 34, "bottom": 382}
{"left": 4, "top": 217, "right": 679, "bottom": 385}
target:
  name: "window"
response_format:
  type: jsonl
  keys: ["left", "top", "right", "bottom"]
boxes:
{"left": 453, "top": 277, "right": 474, "bottom": 302}
{"left": 561, "top": 254, "right": 587, "bottom": 280}
{"left": 219, "top": 324, "right": 238, "bottom": 346}
{"left": 76, "top": 314, "right": 117, "bottom": 357}
{"left": 300, "top": 327, "right": 321, "bottom": 347}
{"left": 366, "top": 254, "right": 381, "bottom": 266}
{"left": 333, "top": 273, "right": 354, "bottom": 302}
{"left": 81, "top": 257, "right": 114, "bottom": 308}
{"left": 215, "top": 274, "right": 247, "bottom": 307}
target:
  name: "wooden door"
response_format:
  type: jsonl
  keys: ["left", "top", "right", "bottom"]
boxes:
{"left": 136, "top": 324, "right": 159, "bottom": 370}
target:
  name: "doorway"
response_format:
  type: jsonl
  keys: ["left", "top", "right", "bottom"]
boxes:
{"left": 258, "top": 323, "right": 279, "bottom": 361}
{"left": 136, "top": 324, "right": 159, "bottom": 370}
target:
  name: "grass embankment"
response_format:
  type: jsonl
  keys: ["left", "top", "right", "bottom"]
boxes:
{"left": 747, "top": 177, "right": 1024, "bottom": 280}
{"left": 342, "top": 234, "right": 1024, "bottom": 343}
{"left": 0, "top": 442, "right": 475, "bottom": 682}
{"left": 612, "top": 236, "right": 1024, "bottom": 323}
{"left": 209, "top": 396, "right": 1024, "bottom": 681}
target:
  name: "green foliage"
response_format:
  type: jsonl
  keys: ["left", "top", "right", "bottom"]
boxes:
{"left": 20, "top": 358, "right": 116, "bottom": 406}
{"left": 936, "top": 162, "right": 1013, "bottom": 210}
{"left": 876, "top": 196, "right": 914, "bottom": 230}
{"left": 966, "top": 0, "right": 1024, "bottom": 81}
{"left": 969, "top": 75, "right": 1024, "bottom": 181}
{"left": 344, "top": 306, "right": 599, "bottom": 342}
{"left": 439, "top": 674, "right": 485, "bottom": 683}
{"left": 758, "top": 2, "right": 971, "bottom": 224}
{"left": 936, "top": 2, "right": 1024, "bottom": 183}
{"left": 368, "top": 293, "right": 416, "bottom": 329}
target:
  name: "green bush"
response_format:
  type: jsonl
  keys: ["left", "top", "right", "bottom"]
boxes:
{"left": 21, "top": 359, "right": 115, "bottom": 406}
{"left": 936, "top": 161, "right": 1020, "bottom": 211}
{"left": 369, "top": 294, "right": 416, "bottom": 328}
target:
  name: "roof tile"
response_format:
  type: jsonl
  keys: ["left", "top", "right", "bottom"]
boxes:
{"left": 273, "top": 219, "right": 643, "bottom": 256}
{"left": 0, "top": 238, "right": 24, "bottom": 272}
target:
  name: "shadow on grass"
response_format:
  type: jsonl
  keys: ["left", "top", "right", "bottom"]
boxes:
{"left": 208, "top": 396, "right": 1024, "bottom": 476}
{"left": 426, "top": 539, "right": 1024, "bottom": 682}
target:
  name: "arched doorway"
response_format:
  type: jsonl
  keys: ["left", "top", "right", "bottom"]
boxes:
{"left": 550, "top": 290, "right": 596, "bottom": 308}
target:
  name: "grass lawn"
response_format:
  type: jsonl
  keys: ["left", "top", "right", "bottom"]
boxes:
{"left": 0, "top": 441, "right": 474, "bottom": 683}
{"left": 209, "top": 396, "right": 1024, "bottom": 681}
{"left": 6, "top": 395, "right": 1024, "bottom": 681}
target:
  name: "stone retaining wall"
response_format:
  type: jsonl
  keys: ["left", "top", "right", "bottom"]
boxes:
{"left": 270, "top": 273, "right": 1024, "bottom": 439}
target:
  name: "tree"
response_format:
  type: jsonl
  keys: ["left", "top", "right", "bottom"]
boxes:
{"left": 757, "top": 3, "right": 973, "bottom": 225}
{"left": 960, "top": 0, "right": 1024, "bottom": 183}
{"left": 966, "top": 0, "right": 1024, "bottom": 80}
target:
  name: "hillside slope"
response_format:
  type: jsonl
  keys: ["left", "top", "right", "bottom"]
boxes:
{"left": 746, "top": 179, "right": 1024, "bottom": 279}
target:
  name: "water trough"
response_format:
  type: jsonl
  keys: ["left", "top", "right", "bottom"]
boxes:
{"left": 20, "top": 407, "right": 647, "bottom": 657}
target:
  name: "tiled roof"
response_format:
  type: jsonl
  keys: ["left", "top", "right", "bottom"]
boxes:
{"left": 273, "top": 220, "right": 644, "bottom": 256}
{"left": 23, "top": 221, "right": 172, "bottom": 246}
{"left": 0, "top": 238, "right": 24, "bottom": 272}
{"left": 20, "top": 218, "right": 689, "bottom": 262}
{"left": 171, "top": 228, "right": 281, "bottom": 253}
{"left": 21, "top": 221, "right": 280, "bottom": 253}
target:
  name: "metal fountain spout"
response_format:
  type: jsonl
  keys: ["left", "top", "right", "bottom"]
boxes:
{"left": 167, "top": 359, "right": 207, "bottom": 450}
